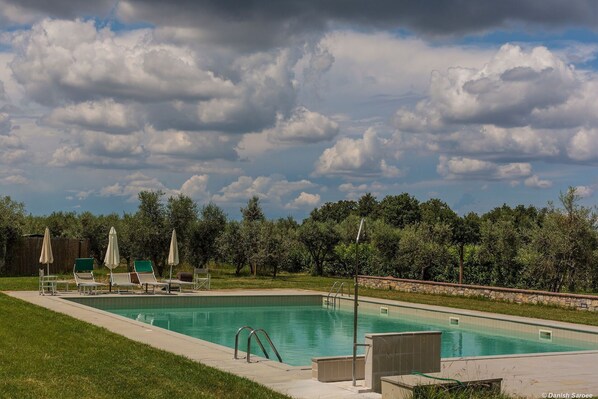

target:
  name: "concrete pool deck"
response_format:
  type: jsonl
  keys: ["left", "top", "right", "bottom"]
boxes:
{"left": 7, "top": 289, "right": 598, "bottom": 398}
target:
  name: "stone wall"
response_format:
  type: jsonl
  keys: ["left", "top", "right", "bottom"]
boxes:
{"left": 358, "top": 276, "right": 598, "bottom": 312}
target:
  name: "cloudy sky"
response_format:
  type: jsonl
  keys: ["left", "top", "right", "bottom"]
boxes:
{"left": 1, "top": 1, "right": 598, "bottom": 218}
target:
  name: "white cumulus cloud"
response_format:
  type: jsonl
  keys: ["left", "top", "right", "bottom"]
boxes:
{"left": 437, "top": 156, "right": 532, "bottom": 181}
{"left": 99, "top": 172, "right": 188, "bottom": 201}
{"left": 567, "top": 128, "right": 598, "bottom": 161}
{"left": 51, "top": 131, "right": 145, "bottom": 168}
{"left": 285, "top": 192, "right": 321, "bottom": 209}
{"left": 180, "top": 174, "right": 210, "bottom": 199}
{"left": 266, "top": 107, "right": 339, "bottom": 143}
{"left": 146, "top": 127, "right": 238, "bottom": 161}
{"left": 0, "top": 133, "right": 26, "bottom": 164}
{"left": 44, "top": 99, "right": 141, "bottom": 134}
{"left": 212, "top": 175, "right": 316, "bottom": 205}
{"left": 394, "top": 44, "right": 578, "bottom": 131}
{"left": 574, "top": 185, "right": 594, "bottom": 198}
{"left": 524, "top": 175, "right": 552, "bottom": 189}
{"left": 389, "top": 43, "right": 598, "bottom": 172}
{"left": 0, "top": 174, "right": 29, "bottom": 185}
{"left": 10, "top": 19, "right": 236, "bottom": 105}
{"left": 448, "top": 125, "right": 561, "bottom": 158}
{"left": 313, "top": 128, "right": 401, "bottom": 177}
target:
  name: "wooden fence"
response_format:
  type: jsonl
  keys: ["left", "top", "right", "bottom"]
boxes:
{"left": 2, "top": 236, "right": 90, "bottom": 276}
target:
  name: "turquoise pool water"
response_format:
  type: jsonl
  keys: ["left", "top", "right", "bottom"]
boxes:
{"left": 103, "top": 303, "right": 595, "bottom": 366}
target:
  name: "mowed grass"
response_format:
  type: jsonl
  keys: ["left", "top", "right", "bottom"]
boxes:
{"left": 0, "top": 276, "right": 38, "bottom": 291}
{"left": 0, "top": 293, "right": 290, "bottom": 399}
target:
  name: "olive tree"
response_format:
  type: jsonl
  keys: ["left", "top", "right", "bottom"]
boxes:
{"left": 190, "top": 203, "right": 226, "bottom": 267}
{"left": 217, "top": 220, "right": 247, "bottom": 275}
{"left": 452, "top": 212, "right": 481, "bottom": 284}
{"left": 167, "top": 194, "right": 198, "bottom": 263}
{"left": 298, "top": 220, "right": 340, "bottom": 276}
{"left": 396, "top": 223, "right": 454, "bottom": 280}
{"left": 379, "top": 193, "right": 421, "bottom": 228}
{"left": 518, "top": 188, "right": 598, "bottom": 292}
{"left": 254, "top": 220, "right": 291, "bottom": 278}
{"left": 309, "top": 200, "right": 357, "bottom": 223}
{"left": 46, "top": 211, "right": 81, "bottom": 238}
{"left": 0, "top": 196, "right": 25, "bottom": 274}
{"left": 240, "top": 196, "right": 265, "bottom": 275}
{"left": 368, "top": 219, "right": 402, "bottom": 277}
{"left": 131, "top": 191, "right": 169, "bottom": 276}
{"left": 478, "top": 219, "right": 522, "bottom": 287}
{"left": 79, "top": 212, "right": 122, "bottom": 261}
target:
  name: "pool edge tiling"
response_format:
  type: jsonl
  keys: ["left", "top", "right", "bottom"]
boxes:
{"left": 65, "top": 292, "right": 324, "bottom": 309}
{"left": 7, "top": 289, "right": 598, "bottom": 398}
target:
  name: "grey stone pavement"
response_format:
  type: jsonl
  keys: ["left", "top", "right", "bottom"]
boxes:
{"left": 7, "top": 289, "right": 598, "bottom": 398}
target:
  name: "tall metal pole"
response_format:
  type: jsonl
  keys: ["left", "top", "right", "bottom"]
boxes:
{"left": 352, "top": 218, "right": 365, "bottom": 387}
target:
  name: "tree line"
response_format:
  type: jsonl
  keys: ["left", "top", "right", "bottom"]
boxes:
{"left": 0, "top": 188, "right": 596, "bottom": 293}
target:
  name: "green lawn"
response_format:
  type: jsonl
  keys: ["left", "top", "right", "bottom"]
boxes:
{"left": 0, "top": 293, "right": 289, "bottom": 399}
{"left": 1, "top": 268, "right": 596, "bottom": 399}
{"left": 0, "top": 276, "right": 38, "bottom": 291}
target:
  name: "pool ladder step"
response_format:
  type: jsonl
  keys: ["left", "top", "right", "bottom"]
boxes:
{"left": 326, "top": 281, "right": 348, "bottom": 308}
{"left": 234, "top": 326, "right": 283, "bottom": 363}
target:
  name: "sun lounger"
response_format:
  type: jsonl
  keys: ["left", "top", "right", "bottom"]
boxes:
{"left": 73, "top": 258, "right": 106, "bottom": 294}
{"left": 110, "top": 272, "right": 139, "bottom": 293}
{"left": 161, "top": 271, "right": 194, "bottom": 293}
{"left": 133, "top": 260, "right": 168, "bottom": 293}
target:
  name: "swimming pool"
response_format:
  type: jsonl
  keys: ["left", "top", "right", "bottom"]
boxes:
{"left": 85, "top": 295, "right": 597, "bottom": 367}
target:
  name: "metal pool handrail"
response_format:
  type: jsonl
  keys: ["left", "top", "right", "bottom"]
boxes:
{"left": 234, "top": 326, "right": 268, "bottom": 360}
{"left": 247, "top": 329, "right": 283, "bottom": 363}
{"left": 327, "top": 281, "right": 340, "bottom": 304}
{"left": 327, "top": 281, "right": 347, "bottom": 307}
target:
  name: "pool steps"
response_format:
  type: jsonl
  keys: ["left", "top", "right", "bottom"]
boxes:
{"left": 326, "top": 281, "right": 348, "bottom": 308}
{"left": 233, "top": 325, "right": 283, "bottom": 363}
